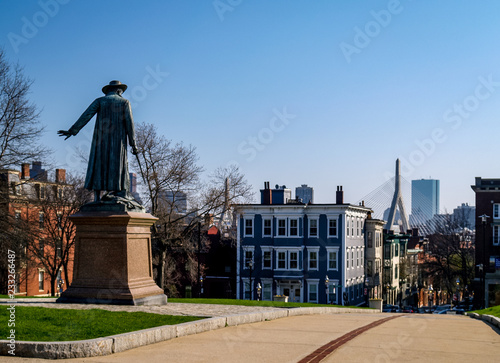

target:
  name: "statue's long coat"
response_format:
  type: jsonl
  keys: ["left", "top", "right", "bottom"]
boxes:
{"left": 68, "top": 93, "right": 137, "bottom": 192}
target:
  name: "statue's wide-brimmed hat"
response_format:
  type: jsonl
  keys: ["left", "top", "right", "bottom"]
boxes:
{"left": 102, "top": 80, "right": 127, "bottom": 94}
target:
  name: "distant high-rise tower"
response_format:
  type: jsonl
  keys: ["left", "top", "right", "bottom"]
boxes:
{"left": 296, "top": 184, "right": 314, "bottom": 204}
{"left": 411, "top": 179, "right": 440, "bottom": 224}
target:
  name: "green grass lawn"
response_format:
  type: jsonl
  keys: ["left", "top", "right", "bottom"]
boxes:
{"left": 0, "top": 306, "right": 203, "bottom": 341}
{"left": 168, "top": 297, "right": 364, "bottom": 309}
{"left": 471, "top": 305, "right": 500, "bottom": 319}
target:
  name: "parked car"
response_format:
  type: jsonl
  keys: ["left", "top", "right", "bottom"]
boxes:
{"left": 402, "top": 306, "right": 415, "bottom": 313}
{"left": 433, "top": 304, "right": 451, "bottom": 313}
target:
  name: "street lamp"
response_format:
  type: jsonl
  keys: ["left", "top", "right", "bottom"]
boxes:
{"left": 247, "top": 259, "right": 253, "bottom": 300}
{"left": 256, "top": 282, "right": 262, "bottom": 301}
{"left": 365, "top": 277, "right": 369, "bottom": 306}
{"left": 479, "top": 214, "right": 489, "bottom": 309}
{"left": 428, "top": 285, "right": 433, "bottom": 311}
{"left": 455, "top": 278, "right": 460, "bottom": 308}
{"left": 199, "top": 275, "right": 204, "bottom": 297}
{"left": 325, "top": 275, "right": 329, "bottom": 304}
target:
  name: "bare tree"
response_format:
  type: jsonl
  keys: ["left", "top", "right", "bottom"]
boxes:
{"left": 0, "top": 49, "right": 48, "bottom": 169}
{"left": 132, "top": 122, "right": 253, "bottom": 296}
{"left": 422, "top": 214, "right": 475, "bottom": 303}
{"left": 25, "top": 174, "right": 92, "bottom": 296}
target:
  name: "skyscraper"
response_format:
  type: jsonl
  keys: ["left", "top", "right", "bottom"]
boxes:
{"left": 411, "top": 179, "right": 440, "bottom": 224}
{"left": 295, "top": 184, "right": 314, "bottom": 204}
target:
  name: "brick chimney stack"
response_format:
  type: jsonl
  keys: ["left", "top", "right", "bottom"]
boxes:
{"left": 55, "top": 169, "right": 66, "bottom": 183}
{"left": 261, "top": 181, "right": 272, "bottom": 205}
{"left": 336, "top": 186, "right": 344, "bottom": 204}
{"left": 21, "top": 163, "right": 30, "bottom": 179}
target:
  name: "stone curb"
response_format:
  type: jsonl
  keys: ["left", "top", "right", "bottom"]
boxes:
{"left": 0, "top": 306, "right": 378, "bottom": 359}
{"left": 466, "top": 312, "right": 500, "bottom": 330}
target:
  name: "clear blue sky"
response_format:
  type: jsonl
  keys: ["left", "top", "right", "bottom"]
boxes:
{"left": 1, "top": 0, "right": 500, "bottom": 215}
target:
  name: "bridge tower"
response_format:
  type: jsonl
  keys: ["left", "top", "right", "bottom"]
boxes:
{"left": 385, "top": 159, "right": 409, "bottom": 232}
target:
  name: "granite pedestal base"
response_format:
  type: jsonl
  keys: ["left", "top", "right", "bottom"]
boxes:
{"left": 57, "top": 210, "right": 167, "bottom": 306}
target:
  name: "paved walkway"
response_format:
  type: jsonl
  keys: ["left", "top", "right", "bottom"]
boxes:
{"left": 2, "top": 301, "right": 499, "bottom": 362}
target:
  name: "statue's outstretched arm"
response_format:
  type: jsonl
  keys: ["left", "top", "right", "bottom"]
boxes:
{"left": 58, "top": 99, "right": 100, "bottom": 139}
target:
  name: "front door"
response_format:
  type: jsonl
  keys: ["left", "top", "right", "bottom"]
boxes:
{"left": 281, "top": 282, "right": 302, "bottom": 303}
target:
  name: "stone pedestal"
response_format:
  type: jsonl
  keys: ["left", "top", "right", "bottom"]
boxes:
{"left": 57, "top": 210, "right": 167, "bottom": 305}
{"left": 369, "top": 298, "right": 383, "bottom": 312}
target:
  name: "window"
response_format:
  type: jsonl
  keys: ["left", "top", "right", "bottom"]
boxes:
{"left": 56, "top": 239, "right": 62, "bottom": 259}
{"left": 244, "top": 250, "right": 254, "bottom": 269}
{"left": 361, "top": 249, "right": 364, "bottom": 267}
{"left": 351, "top": 250, "right": 354, "bottom": 269}
{"left": 395, "top": 265, "right": 398, "bottom": 280}
{"left": 244, "top": 280, "right": 252, "bottom": 299}
{"left": 347, "top": 218, "right": 350, "bottom": 237}
{"left": 289, "top": 252, "right": 298, "bottom": 269}
{"left": 367, "top": 232, "right": 373, "bottom": 248}
{"left": 289, "top": 219, "right": 298, "bottom": 236}
{"left": 494, "top": 226, "right": 500, "bottom": 246}
{"left": 351, "top": 217, "right": 354, "bottom": 236}
{"left": 278, "top": 251, "right": 286, "bottom": 269}
{"left": 395, "top": 243, "right": 399, "bottom": 257}
{"left": 309, "top": 250, "right": 318, "bottom": 270}
{"left": 327, "top": 247, "right": 339, "bottom": 270}
{"left": 328, "top": 218, "right": 337, "bottom": 237}
{"left": 15, "top": 211, "right": 21, "bottom": 220}
{"left": 494, "top": 204, "right": 500, "bottom": 219}
{"left": 39, "top": 239, "right": 45, "bottom": 257}
{"left": 357, "top": 219, "right": 360, "bottom": 237}
{"left": 367, "top": 260, "right": 373, "bottom": 276}
{"left": 309, "top": 219, "right": 318, "bottom": 237}
{"left": 57, "top": 213, "right": 62, "bottom": 230}
{"left": 308, "top": 283, "right": 318, "bottom": 302}
{"left": 244, "top": 218, "right": 253, "bottom": 237}
{"left": 277, "top": 219, "right": 286, "bottom": 236}
{"left": 39, "top": 212, "right": 44, "bottom": 229}
{"left": 356, "top": 249, "right": 359, "bottom": 267}
{"left": 263, "top": 219, "right": 272, "bottom": 237}
{"left": 376, "top": 232, "right": 381, "bottom": 247}
{"left": 346, "top": 249, "right": 350, "bottom": 268}
{"left": 263, "top": 250, "right": 272, "bottom": 269}
{"left": 262, "top": 282, "right": 272, "bottom": 301}
{"left": 38, "top": 271, "right": 44, "bottom": 291}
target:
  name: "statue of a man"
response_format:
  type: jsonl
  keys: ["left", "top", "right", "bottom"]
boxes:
{"left": 58, "top": 80, "right": 138, "bottom": 203}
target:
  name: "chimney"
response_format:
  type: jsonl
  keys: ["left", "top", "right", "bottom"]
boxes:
{"left": 21, "top": 163, "right": 30, "bottom": 179}
{"left": 261, "top": 181, "right": 272, "bottom": 205}
{"left": 336, "top": 186, "right": 343, "bottom": 204}
{"left": 55, "top": 169, "right": 66, "bottom": 184}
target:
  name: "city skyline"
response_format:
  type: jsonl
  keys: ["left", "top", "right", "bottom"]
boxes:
{"left": 1, "top": 1, "right": 499, "bottom": 212}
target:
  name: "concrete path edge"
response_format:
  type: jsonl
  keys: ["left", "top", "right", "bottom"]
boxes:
{"left": 466, "top": 312, "right": 500, "bottom": 330}
{"left": 0, "top": 307, "right": 378, "bottom": 359}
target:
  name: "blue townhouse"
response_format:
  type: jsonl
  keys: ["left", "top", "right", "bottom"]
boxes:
{"left": 235, "top": 183, "right": 371, "bottom": 306}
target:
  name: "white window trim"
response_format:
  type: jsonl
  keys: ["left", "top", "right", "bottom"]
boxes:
{"left": 326, "top": 246, "right": 340, "bottom": 271}
{"left": 308, "top": 217, "right": 319, "bottom": 238}
{"left": 327, "top": 216, "right": 339, "bottom": 238}
{"left": 307, "top": 279, "right": 319, "bottom": 303}
{"left": 276, "top": 218, "right": 287, "bottom": 237}
{"left": 275, "top": 247, "right": 302, "bottom": 271}
{"left": 261, "top": 246, "right": 273, "bottom": 270}
{"left": 242, "top": 246, "right": 255, "bottom": 269}
{"left": 307, "top": 247, "right": 320, "bottom": 271}
{"left": 243, "top": 217, "right": 254, "bottom": 237}
{"left": 494, "top": 204, "right": 500, "bottom": 219}
{"left": 241, "top": 278, "right": 254, "bottom": 300}
{"left": 262, "top": 217, "right": 273, "bottom": 237}
{"left": 288, "top": 218, "right": 300, "bottom": 237}
{"left": 493, "top": 225, "right": 500, "bottom": 246}
{"left": 261, "top": 278, "right": 273, "bottom": 301}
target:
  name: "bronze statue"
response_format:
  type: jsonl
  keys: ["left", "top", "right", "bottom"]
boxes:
{"left": 58, "top": 80, "right": 140, "bottom": 208}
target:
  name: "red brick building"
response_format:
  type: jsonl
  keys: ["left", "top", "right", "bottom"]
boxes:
{"left": 1, "top": 162, "right": 75, "bottom": 296}
{"left": 471, "top": 177, "right": 500, "bottom": 308}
